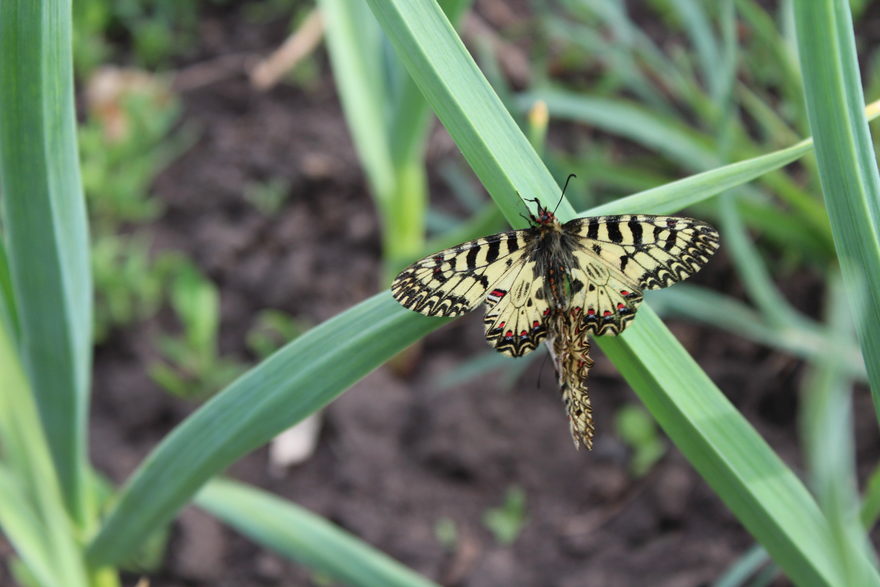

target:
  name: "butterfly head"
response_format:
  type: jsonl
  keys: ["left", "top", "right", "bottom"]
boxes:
{"left": 522, "top": 174, "right": 576, "bottom": 231}
{"left": 533, "top": 204, "right": 558, "bottom": 227}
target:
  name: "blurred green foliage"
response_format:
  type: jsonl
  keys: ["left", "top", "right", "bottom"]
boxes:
{"left": 148, "top": 258, "right": 245, "bottom": 399}
{"left": 434, "top": 517, "right": 458, "bottom": 551}
{"left": 73, "top": 0, "right": 200, "bottom": 72}
{"left": 482, "top": 486, "right": 527, "bottom": 545}
{"left": 80, "top": 70, "right": 179, "bottom": 342}
{"left": 615, "top": 403, "right": 666, "bottom": 477}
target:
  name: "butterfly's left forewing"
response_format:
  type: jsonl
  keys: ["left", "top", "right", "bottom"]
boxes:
{"left": 392, "top": 230, "right": 531, "bottom": 317}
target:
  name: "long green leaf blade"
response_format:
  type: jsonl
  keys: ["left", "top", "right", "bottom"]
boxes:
{"left": 358, "top": 3, "right": 880, "bottom": 584}
{"left": 598, "top": 310, "right": 874, "bottom": 587}
{"left": 363, "top": 1, "right": 568, "bottom": 224}
{"left": 0, "top": 0, "right": 92, "bottom": 524}
{"left": 87, "top": 293, "right": 447, "bottom": 566}
{"left": 196, "top": 479, "right": 439, "bottom": 587}
{"left": 793, "top": 1, "right": 880, "bottom": 408}
{"left": 0, "top": 326, "right": 88, "bottom": 586}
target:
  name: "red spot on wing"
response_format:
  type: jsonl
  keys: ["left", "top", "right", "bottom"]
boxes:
{"left": 532, "top": 320, "right": 539, "bottom": 328}
{"left": 490, "top": 289, "right": 506, "bottom": 298}
{"left": 603, "top": 310, "right": 612, "bottom": 317}
{"left": 505, "top": 330, "right": 513, "bottom": 337}
{"left": 617, "top": 303, "right": 625, "bottom": 310}
{"left": 620, "top": 290, "right": 630, "bottom": 296}
{"left": 587, "top": 308, "right": 596, "bottom": 315}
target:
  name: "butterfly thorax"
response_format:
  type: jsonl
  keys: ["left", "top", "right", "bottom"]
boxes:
{"left": 527, "top": 209, "right": 581, "bottom": 308}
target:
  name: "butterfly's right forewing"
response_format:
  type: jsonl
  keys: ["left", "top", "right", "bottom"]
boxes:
{"left": 391, "top": 230, "right": 532, "bottom": 317}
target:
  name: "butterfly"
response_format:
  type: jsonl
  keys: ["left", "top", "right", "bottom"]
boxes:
{"left": 391, "top": 186, "right": 720, "bottom": 447}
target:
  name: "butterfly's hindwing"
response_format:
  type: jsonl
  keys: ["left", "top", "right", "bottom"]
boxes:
{"left": 569, "top": 257, "right": 644, "bottom": 335}
{"left": 391, "top": 230, "right": 531, "bottom": 317}
{"left": 482, "top": 264, "right": 551, "bottom": 357}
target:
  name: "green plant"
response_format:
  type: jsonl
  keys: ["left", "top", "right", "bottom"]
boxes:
{"left": 91, "top": 234, "right": 163, "bottom": 342}
{"left": 2, "top": 2, "right": 880, "bottom": 587}
{"left": 614, "top": 404, "right": 666, "bottom": 477}
{"left": 72, "top": 0, "right": 202, "bottom": 73}
{"left": 243, "top": 177, "right": 292, "bottom": 216}
{"left": 318, "top": 0, "right": 471, "bottom": 284}
{"left": 79, "top": 71, "right": 183, "bottom": 230}
{"left": 246, "top": 309, "right": 309, "bottom": 360}
{"left": 482, "top": 486, "right": 527, "bottom": 545}
{"left": 148, "top": 259, "right": 245, "bottom": 399}
{"left": 433, "top": 517, "right": 458, "bottom": 551}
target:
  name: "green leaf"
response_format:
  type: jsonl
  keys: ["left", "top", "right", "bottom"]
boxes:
{"left": 0, "top": 0, "right": 93, "bottom": 524}
{"left": 196, "top": 478, "right": 439, "bottom": 587}
{"left": 481, "top": 486, "right": 527, "bottom": 545}
{"left": 87, "top": 293, "right": 447, "bottom": 566}
{"left": 800, "top": 274, "right": 876, "bottom": 585}
{"left": 320, "top": 0, "right": 471, "bottom": 280}
{"left": 793, "top": 1, "right": 880, "bottom": 413}
{"left": 598, "top": 309, "right": 877, "bottom": 586}
{"left": 583, "top": 99, "right": 880, "bottom": 217}
{"left": 519, "top": 89, "right": 719, "bottom": 170}
{"left": 363, "top": 0, "right": 568, "bottom": 226}
{"left": 0, "top": 326, "right": 89, "bottom": 586}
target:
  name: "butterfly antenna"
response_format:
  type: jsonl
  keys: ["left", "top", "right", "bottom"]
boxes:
{"left": 553, "top": 173, "right": 577, "bottom": 214}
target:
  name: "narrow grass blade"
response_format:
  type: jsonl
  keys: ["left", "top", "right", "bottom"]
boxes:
{"left": 319, "top": 0, "right": 393, "bottom": 199}
{"left": 196, "top": 478, "right": 439, "bottom": 587}
{"left": 521, "top": 90, "right": 718, "bottom": 170}
{"left": 0, "top": 0, "right": 92, "bottom": 524}
{"left": 87, "top": 293, "right": 447, "bottom": 566}
{"left": 362, "top": 3, "right": 880, "bottom": 584}
{"left": 650, "top": 285, "right": 865, "bottom": 381}
{"left": 598, "top": 309, "right": 878, "bottom": 586}
{"left": 363, "top": 0, "right": 569, "bottom": 224}
{"left": 801, "top": 274, "right": 877, "bottom": 583}
{"left": 0, "top": 239, "right": 19, "bottom": 339}
{"left": 586, "top": 136, "right": 811, "bottom": 216}
{"left": 0, "top": 326, "right": 89, "bottom": 586}
{"left": 793, "top": 2, "right": 880, "bottom": 406}
{"left": 584, "top": 99, "right": 880, "bottom": 217}
{"left": 714, "top": 544, "right": 771, "bottom": 587}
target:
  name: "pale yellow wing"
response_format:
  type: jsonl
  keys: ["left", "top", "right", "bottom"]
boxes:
{"left": 482, "top": 260, "right": 552, "bottom": 357}
{"left": 564, "top": 215, "right": 720, "bottom": 335}
{"left": 391, "top": 230, "right": 530, "bottom": 317}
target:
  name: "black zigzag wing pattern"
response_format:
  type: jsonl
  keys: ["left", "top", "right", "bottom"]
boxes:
{"left": 391, "top": 230, "right": 532, "bottom": 317}
{"left": 392, "top": 203, "right": 719, "bottom": 451}
{"left": 565, "top": 215, "right": 719, "bottom": 336}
